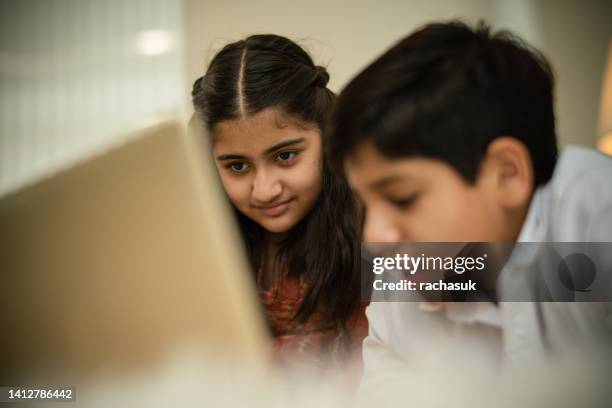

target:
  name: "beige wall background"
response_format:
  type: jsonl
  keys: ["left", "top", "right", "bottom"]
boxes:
{"left": 1, "top": 1, "right": 609, "bottom": 197}
{"left": 185, "top": 0, "right": 612, "bottom": 148}
{"left": 0, "top": 0, "right": 187, "bottom": 197}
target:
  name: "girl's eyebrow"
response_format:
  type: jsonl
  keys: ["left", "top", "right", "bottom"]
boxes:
{"left": 216, "top": 154, "right": 246, "bottom": 161}
{"left": 262, "top": 137, "right": 305, "bottom": 155}
{"left": 215, "top": 137, "right": 306, "bottom": 161}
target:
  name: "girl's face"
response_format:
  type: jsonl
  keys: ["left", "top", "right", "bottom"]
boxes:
{"left": 212, "top": 108, "right": 323, "bottom": 235}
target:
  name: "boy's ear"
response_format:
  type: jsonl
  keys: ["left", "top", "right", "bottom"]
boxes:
{"left": 481, "top": 137, "right": 534, "bottom": 209}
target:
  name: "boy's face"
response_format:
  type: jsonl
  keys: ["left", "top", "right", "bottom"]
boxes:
{"left": 345, "top": 141, "right": 526, "bottom": 243}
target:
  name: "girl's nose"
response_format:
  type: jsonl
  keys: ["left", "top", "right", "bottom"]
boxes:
{"left": 251, "top": 169, "right": 282, "bottom": 204}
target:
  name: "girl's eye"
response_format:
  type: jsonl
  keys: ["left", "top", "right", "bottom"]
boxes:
{"left": 228, "top": 162, "right": 249, "bottom": 173}
{"left": 389, "top": 194, "right": 418, "bottom": 210}
{"left": 275, "top": 151, "right": 298, "bottom": 163}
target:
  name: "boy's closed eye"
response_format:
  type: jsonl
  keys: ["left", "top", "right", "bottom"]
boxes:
{"left": 386, "top": 193, "right": 419, "bottom": 209}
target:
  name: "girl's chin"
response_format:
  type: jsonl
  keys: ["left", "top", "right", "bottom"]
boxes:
{"left": 244, "top": 206, "right": 311, "bottom": 235}
{"left": 259, "top": 220, "right": 295, "bottom": 235}
{"left": 254, "top": 212, "right": 302, "bottom": 235}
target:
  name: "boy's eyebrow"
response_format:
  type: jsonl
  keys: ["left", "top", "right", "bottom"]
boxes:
{"left": 215, "top": 138, "right": 306, "bottom": 161}
{"left": 369, "top": 174, "right": 403, "bottom": 190}
{"left": 263, "top": 137, "right": 305, "bottom": 156}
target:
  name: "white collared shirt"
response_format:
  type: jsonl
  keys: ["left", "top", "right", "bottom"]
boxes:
{"left": 361, "top": 146, "right": 612, "bottom": 389}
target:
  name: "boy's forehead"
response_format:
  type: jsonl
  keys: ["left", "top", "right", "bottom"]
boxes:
{"left": 344, "top": 140, "right": 457, "bottom": 190}
{"left": 345, "top": 140, "right": 384, "bottom": 167}
{"left": 345, "top": 141, "right": 410, "bottom": 187}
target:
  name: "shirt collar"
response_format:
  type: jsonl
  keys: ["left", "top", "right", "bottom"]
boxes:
{"left": 516, "top": 185, "right": 550, "bottom": 243}
{"left": 416, "top": 180, "right": 553, "bottom": 329}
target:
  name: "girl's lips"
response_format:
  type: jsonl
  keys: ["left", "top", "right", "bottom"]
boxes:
{"left": 258, "top": 199, "right": 293, "bottom": 216}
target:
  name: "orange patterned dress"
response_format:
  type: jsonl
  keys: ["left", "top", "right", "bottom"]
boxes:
{"left": 259, "top": 275, "right": 368, "bottom": 372}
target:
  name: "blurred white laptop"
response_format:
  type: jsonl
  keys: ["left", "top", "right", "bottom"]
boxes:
{"left": 0, "top": 118, "right": 269, "bottom": 384}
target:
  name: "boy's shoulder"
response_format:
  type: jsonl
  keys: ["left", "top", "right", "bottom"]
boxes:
{"left": 553, "top": 145, "right": 612, "bottom": 185}
{"left": 548, "top": 145, "right": 612, "bottom": 241}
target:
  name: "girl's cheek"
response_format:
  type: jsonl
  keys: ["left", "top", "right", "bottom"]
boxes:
{"left": 220, "top": 176, "right": 250, "bottom": 208}
{"left": 288, "top": 163, "right": 322, "bottom": 195}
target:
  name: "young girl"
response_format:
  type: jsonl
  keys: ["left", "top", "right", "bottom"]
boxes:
{"left": 191, "top": 35, "right": 366, "bottom": 369}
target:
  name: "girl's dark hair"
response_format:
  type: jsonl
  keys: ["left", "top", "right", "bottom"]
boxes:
{"left": 191, "top": 34, "right": 361, "bottom": 327}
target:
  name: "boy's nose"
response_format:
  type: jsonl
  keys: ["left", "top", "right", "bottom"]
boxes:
{"left": 363, "top": 207, "right": 401, "bottom": 243}
{"left": 251, "top": 170, "right": 282, "bottom": 204}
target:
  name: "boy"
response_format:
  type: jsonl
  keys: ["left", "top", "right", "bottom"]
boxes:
{"left": 327, "top": 21, "right": 612, "bottom": 385}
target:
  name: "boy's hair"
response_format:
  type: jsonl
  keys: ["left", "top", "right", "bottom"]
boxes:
{"left": 328, "top": 21, "right": 558, "bottom": 187}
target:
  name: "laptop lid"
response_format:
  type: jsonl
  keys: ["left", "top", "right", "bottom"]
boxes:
{"left": 0, "top": 118, "right": 269, "bottom": 383}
